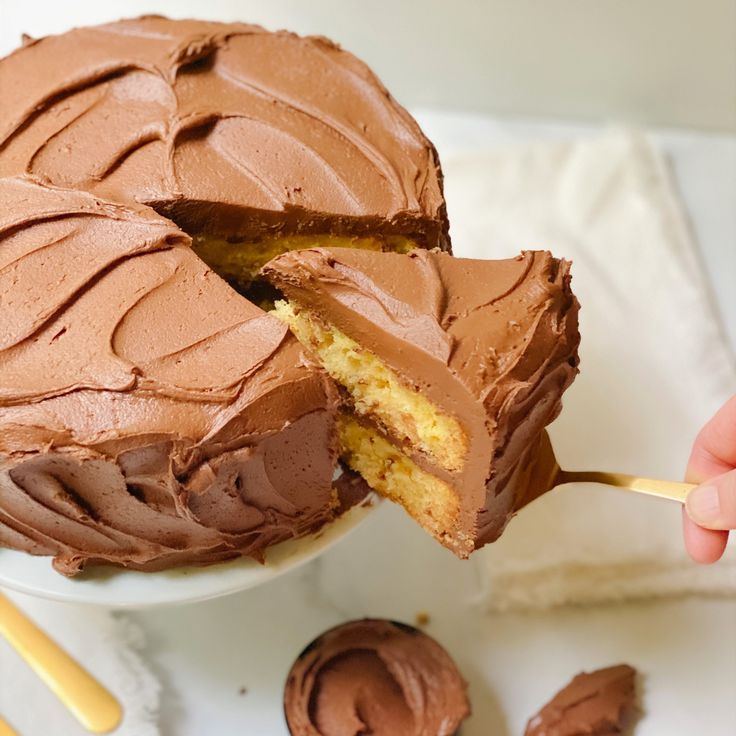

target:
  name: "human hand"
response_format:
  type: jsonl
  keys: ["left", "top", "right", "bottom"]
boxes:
{"left": 683, "top": 395, "right": 736, "bottom": 563}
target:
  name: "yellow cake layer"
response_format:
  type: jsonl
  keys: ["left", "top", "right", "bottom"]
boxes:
{"left": 339, "top": 415, "right": 458, "bottom": 542}
{"left": 192, "top": 233, "right": 415, "bottom": 286}
{"left": 274, "top": 301, "right": 467, "bottom": 472}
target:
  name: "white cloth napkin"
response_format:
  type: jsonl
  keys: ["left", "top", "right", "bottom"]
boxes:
{"left": 0, "top": 590, "right": 159, "bottom": 735}
{"left": 440, "top": 128, "right": 736, "bottom": 610}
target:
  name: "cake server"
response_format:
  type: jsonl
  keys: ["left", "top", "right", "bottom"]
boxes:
{"left": 0, "top": 592, "right": 122, "bottom": 733}
{"left": 535, "top": 431, "right": 694, "bottom": 503}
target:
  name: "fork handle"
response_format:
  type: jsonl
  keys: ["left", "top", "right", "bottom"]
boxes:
{"left": 0, "top": 718, "right": 18, "bottom": 736}
{"left": 0, "top": 593, "right": 122, "bottom": 734}
{"left": 557, "top": 470, "right": 695, "bottom": 503}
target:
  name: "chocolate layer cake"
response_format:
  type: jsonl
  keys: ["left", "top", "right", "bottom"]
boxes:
{"left": 264, "top": 248, "right": 580, "bottom": 557}
{"left": 0, "top": 16, "right": 449, "bottom": 293}
{"left": 0, "top": 16, "right": 447, "bottom": 574}
{"left": 283, "top": 619, "right": 470, "bottom": 736}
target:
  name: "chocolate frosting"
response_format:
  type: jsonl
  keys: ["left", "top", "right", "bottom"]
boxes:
{"left": 263, "top": 248, "right": 580, "bottom": 555}
{"left": 0, "top": 16, "right": 448, "bottom": 247}
{"left": 0, "top": 15, "right": 443, "bottom": 574}
{"left": 525, "top": 665, "right": 638, "bottom": 736}
{"left": 0, "top": 177, "right": 344, "bottom": 575}
{"left": 283, "top": 619, "right": 470, "bottom": 736}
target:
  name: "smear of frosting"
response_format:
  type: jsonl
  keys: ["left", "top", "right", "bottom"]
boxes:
{"left": 525, "top": 664, "right": 638, "bottom": 736}
{"left": 264, "top": 248, "right": 580, "bottom": 556}
{"left": 0, "top": 16, "right": 448, "bottom": 246}
{"left": 283, "top": 619, "right": 470, "bottom": 736}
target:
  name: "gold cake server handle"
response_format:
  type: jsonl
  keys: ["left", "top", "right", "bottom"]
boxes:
{"left": 0, "top": 592, "right": 122, "bottom": 734}
{"left": 555, "top": 469, "right": 694, "bottom": 503}
{"left": 532, "top": 431, "right": 695, "bottom": 503}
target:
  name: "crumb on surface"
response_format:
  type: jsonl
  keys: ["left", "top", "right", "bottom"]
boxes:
{"left": 415, "top": 612, "right": 431, "bottom": 627}
{"left": 238, "top": 686, "right": 247, "bottom": 696}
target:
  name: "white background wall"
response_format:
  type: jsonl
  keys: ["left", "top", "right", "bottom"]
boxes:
{"left": 1, "top": 0, "right": 735, "bottom": 132}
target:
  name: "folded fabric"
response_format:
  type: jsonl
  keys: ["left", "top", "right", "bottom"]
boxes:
{"left": 0, "top": 590, "right": 159, "bottom": 735}
{"left": 438, "top": 128, "right": 736, "bottom": 609}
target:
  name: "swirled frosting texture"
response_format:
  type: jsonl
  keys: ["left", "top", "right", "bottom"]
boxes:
{"left": 0, "top": 177, "right": 342, "bottom": 575}
{"left": 264, "top": 248, "right": 580, "bottom": 555}
{"left": 283, "top": 620, "right": 470, "bottom": 736}
{"left": 0, "top": 16, "right": 448, "bottom": 245}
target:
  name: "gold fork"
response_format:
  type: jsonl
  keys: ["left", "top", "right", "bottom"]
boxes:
{"left": 526, "top": 431, "right": 694, "bottom": 503}
{"left": 0, "top": 718, "right": 18, "bottom": 736}
{"left": 0, "top": 592, "right": 122, "bottom": 734}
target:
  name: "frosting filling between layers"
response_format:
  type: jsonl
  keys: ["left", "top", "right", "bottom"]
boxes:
{"left": 273, "top": 300, "right": 467, "bottom": 472}
{"left": 338, "top": 415, "right": 460, "bottom": 545}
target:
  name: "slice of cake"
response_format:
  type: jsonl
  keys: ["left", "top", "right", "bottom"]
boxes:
{"left": 263, "top": 248, "right": 580, "bottom": 557}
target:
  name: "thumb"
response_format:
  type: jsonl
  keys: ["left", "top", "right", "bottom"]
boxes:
{"left": 685, "top": 469, "right": 736, "bottom": 531}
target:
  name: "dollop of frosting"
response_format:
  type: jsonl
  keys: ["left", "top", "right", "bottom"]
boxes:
{"left": 283, "top": 619, "right": 470, "bottom": 736}
{"left": 263, "top": 248, "right": 581, "bottom": 555}
{"left": 525, "top": 665, "right": 638, "bottom": 736}
{"left": 0, "top": 16, "right": 448, "bottom": 246}
{"left": 0, "top": 177, "right": 344, "bottom": 575}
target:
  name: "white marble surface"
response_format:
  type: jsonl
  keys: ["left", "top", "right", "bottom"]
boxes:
{"left": 125, "top": 111, "right": 736, "bottom": 736}
{"left": 134, "top": 506, "right": 736, "bottom": 736}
